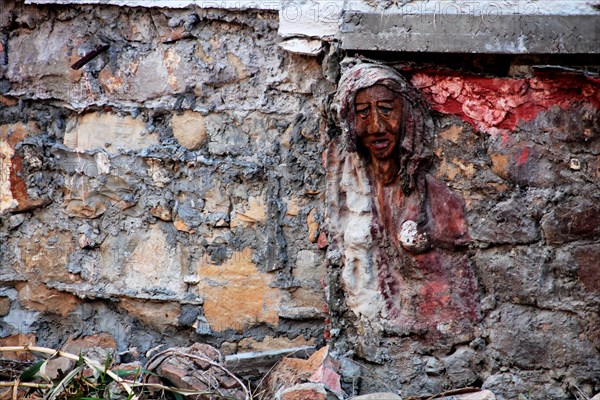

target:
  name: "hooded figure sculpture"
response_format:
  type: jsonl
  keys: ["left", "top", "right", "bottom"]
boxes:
{"left": 326, "top": 61, "right": 479, "bottom": 342}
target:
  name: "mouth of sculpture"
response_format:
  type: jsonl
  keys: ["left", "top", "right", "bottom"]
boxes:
{"left": 372, "top": 139, "right": 390, "bottom": 149}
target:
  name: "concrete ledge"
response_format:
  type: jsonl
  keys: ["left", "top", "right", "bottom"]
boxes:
{"left": 25, "top": 0, "right": 280, "bottom": 9}
{"left": 340, "top": 10, "right": 600, "bottom": 54}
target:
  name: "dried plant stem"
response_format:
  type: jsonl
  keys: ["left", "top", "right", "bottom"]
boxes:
{"left": 144, "top": 349, "right": 250, "bottom": 400}
{"left": 0, "top": 345, "right": 137, "bottom": 399}
{"left": 0, "top": 382, "right": 53, "bottom": 389}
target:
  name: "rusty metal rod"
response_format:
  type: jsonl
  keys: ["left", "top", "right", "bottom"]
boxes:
{"left": 70, "top": 44, "right": 110, "bottom": 70}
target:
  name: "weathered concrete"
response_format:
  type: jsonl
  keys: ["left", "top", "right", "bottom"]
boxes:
{"left": 340, "top": 11, "right": 600, "bottom": 54}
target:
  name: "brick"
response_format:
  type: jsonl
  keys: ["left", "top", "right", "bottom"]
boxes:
{"left": 64, "top": 112, "right": 157, "bottom": 152}
{"left": 266, "top": 346, "right": 340, "bottom": 398}
{"left": 171, "top": 111, "right": 207, "bottom": 150}
{"left": 196, "top": 249, "right": 280, "bottom": 331}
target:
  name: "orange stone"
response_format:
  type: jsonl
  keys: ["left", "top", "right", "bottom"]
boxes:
{"left": 196, "top": 249, "right": 280, "bottom": 331}
{"left": 0, "top": 333, "right": 36, "bottom": 361}
{"left": 16, "top": 283, "right": 81, "bottom": 317}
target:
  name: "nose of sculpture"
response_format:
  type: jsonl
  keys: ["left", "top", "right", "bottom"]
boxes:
{"left": 366, "top": 108, "right": 386, "bottom": 136}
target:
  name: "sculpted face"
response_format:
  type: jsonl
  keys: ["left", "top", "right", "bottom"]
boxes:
{"left": 355, "top": 84, "right": 403, "bottom": 161}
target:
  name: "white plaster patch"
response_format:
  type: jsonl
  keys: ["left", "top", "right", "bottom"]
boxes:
{"left": 400, "top": 220, "right": 419, "bottom": 247}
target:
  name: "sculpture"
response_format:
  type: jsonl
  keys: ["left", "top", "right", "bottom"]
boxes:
{"left": 326, "top": 62, "right": 480, "bottom": 342}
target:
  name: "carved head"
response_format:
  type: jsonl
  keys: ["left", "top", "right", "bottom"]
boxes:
{"left": 335, "top": 62, "right": 434, "bottom": 193}
{"left": 354, "top": 84, "right": 404, "bottom": 161}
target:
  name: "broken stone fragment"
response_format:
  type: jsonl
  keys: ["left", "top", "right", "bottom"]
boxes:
{"left": 150, "top": 203, "right": 173, "bottom": 221}
{"left": 348, "top": 393, "right": 402, "bottom": 400}
{"left": 263, "top": 345, "right": 342, "bottom": 399}
{"left": 438, "top": 389, "right": 496, "bottom": 399}
{"left": 171, "top": 111, "right": 208, "bottom": 150}
{"left": 307, "top": 208, "right": 319, "bottom": 243}
{"left": 147, "top": 343, "right": 248, "bottom": 400}
{"left": 276, "top": 382, "right": 334, "bottom": 400}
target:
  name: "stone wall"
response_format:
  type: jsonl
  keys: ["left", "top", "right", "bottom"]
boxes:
{"left": 326, "top": 65, "right": 600, "bottom": 399}
{"left": 1, "top": 1, "right": 599, "bottom": 399}
{"left": 0, "top": 0, "right": 331, "bottom": 362}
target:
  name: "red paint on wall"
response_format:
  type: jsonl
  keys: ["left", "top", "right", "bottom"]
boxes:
{"left": 516, "top": 147, "right": 530, "bottom": 166}
{"left": 410, "top": 71, "right": 600, "bottom": 135}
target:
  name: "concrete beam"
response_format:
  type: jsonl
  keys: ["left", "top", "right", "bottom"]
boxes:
{"left": 340, "top": 1, "right": 600, "bottom": 54}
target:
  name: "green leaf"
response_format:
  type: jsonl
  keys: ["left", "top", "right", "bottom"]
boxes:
{"left": 104, "top": 352, "right": 112, "bottom": 373}
{"left": 46, "top": 364, "right": 86, "bottom": 400}
{"left": 173, "top": 392, "right": 184, "bottom": 400}
{"left": 114, "top": 368, "right": 139, "bottom": 378}
{"left": 19, "top": 360, "right": 45, "bottom": 382}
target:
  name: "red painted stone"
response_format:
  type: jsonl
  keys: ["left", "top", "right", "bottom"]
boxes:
{"left": 317, "top": 231, "right": 329, "bottom": 249}
{"left": 410, "top": 71, "right": 600, "bottom": 135}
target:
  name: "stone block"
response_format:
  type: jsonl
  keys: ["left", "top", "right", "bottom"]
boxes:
{"left": 0, "top": 334, "right": 36, "bottom": 362}
{"left": 469, "top": 196, "right": 540, "bottom": 244}
{"left": 293, "top": 250, "right": 323, "bottom": 283}
{"left": 204, "top": 186, "right": 231, "bottom": 226}
{"left": 307, "top": 208, "right": 320, "bottom": 243}
{"left": 475, "top": 246, "right": 550, "bottom": 305}
{"left": 0, "top": 122, "right": 41, "bottom": 213}
{"left": 64, "top": 175, "right": 135, "bottom": 218}
{"left": 439, "top": 390, "right": 496, "bottom": 400}
{"left": 16, "top": 283, "right": 81, "bottom": 317}
{"left": 98, "top": 224, "right": 186, "bottom": 297}
{"left": 0, "top": 297, "right": 10, "bottom": 317}
{"left": 17, "top": 231, "right": 77, "bottom": 284}
{"left": 171, "top": 111, "right": 207, "bottom": 150}
{"left": 118, "top": 299, "right": 180, "bottom": 332}
{"left": 575, "top": 244, "right": 600, "bottom": 293}
{"left": 206, "top": 114, "right": 249, "bottom": 156}
{"left": 6, "top": 20, "right": 83, "bottom": 97}
{"left": 541, "top": 198, "right": 600, "bottom": 244}
{"left": 64, "top": 112, "right": 157, "bottom": 152}
{"left": 442, "top": 347, "right": 478, "bottom": 387}
{"left": 173, "top": 191, "right": 204, "bottom": 233}
{"left": 196, "top": 249, "right": 280, "bottom": 331}
{"left": 483, "top": 371, "right": 568, "bottom": 400}
{"left": 486, "top": 304, "right": 598, "bottom": 370}
{"left": 487, "top": 139, "right": 559, "bottom": 188}
{"left": 237, "top": 336, "right": 315, "bottom": 353}
{"left": 45, "top": 333, "right": 118, "bottom": 380}
{"left": 231, "top": 196, "right": 266, "bottom": 227}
